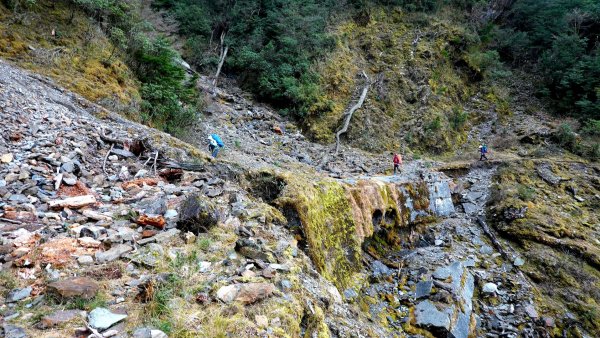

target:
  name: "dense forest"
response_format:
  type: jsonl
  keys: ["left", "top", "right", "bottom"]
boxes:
{"left": 491, "top": 0, "right": 600, "bottom": 121}
{"left": 153, "top": 0, "right": 599, "bottom": 130}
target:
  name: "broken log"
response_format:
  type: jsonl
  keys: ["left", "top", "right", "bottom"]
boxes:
{"left": 48, "top": 195, "right": 96, "bottom": 210}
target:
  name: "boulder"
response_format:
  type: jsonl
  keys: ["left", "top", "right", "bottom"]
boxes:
{"left": 128, "top": 243, "right": 164, "bottom": 267}
{"left": 77, "top": 255, "right": 94, "bottom": 266}
{"left": 414, "top": 300, "right": 451, "bottom": 331}
{"left": 132, "top": 328, "right": 168, "bottom": 338}
{"left": 482, "top": 283, "right": 498, "bottom": 294}
{"left": 536, "top": 164, "right": 562, "bottom": 186}
{"left": 6, "top": 286, "right": 32, "bottom": 303}
{"left": 2, "top": 324, "right": 27, "bottom": 338}
{"left": 88, "top": 307, "right": 127, "bottom": 330}
{"left": 47, "top": 277, "right": 99, "bottom": 299}
{"left": 415, "top": 280, "right": 433, "bottom": 299}
{"left": 39, "top": 310, "right": 85, "bottom": 328}
{"left": 216, "top": 283, "right": 275, "bottom": 305}
{"left": 95, "top": 244, "right": 133, "bottom": 263}
{"left": 177, "top": 194, "right": 220, "bottom": 234}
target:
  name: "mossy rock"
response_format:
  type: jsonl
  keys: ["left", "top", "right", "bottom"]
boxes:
{"left": 177, "top": 193, "right": 221, "bottom": 235}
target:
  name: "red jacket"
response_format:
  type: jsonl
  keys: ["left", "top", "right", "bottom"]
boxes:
{"left": 393, "top": 154, "right": 402, "bottom": 165}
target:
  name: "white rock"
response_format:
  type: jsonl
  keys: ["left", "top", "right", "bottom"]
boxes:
{"left": 102, "top": 329, "right": 119, "bottom": 337}
{"left": 199, "top": 261, "right": 212, "bottom": 273}
{"left": 77, "top": 255, "right": 94, "bottom": 266}
{"left": 164, "top": 209, "right": 178, "bottom": 219}
{"left": 216, "top": 285, "right": 240, "bottom": 303}
{"left": 1, "top": 153, "right": 14, "bottom": 163}
{"left": 255, "top": 315, "right": 268, "bottom": 328}
{"left": 134, "top": 169, "right": 148, "bottom": 178}
{"left": 150, "top": 330, "right": 168, "bottom": 338}
{"left": 482, "top": 282, "right": 498, "bottom": 294}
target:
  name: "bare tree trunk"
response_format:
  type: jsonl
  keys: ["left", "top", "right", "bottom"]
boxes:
{"left": 335, "top": 71, "right": 370, "bottom": 154}
{"left": 212, "top": 32, "right": 228, "bottom": 96}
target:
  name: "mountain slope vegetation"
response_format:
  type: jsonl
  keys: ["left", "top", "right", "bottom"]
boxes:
{"left": 1, "top": 0, "right": 199, "bottom": 133}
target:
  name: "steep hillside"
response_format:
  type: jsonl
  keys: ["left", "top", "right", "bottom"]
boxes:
{"left": 1, "top": 0, "right": 599, "bottom": 337}
{"left": 307, "top": 7, "right": 507, "bottom": 154}
{"left": 0, "top": 0, "right": 140, "bottom": 110}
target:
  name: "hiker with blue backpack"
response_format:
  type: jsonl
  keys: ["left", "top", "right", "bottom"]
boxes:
{"left": 479, "top": 143, "right": 488, "bottom": 161}
{"left": 208, "top": 134, "right": 224, "bottom": 158}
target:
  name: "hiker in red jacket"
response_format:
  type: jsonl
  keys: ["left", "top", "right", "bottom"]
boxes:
{"left": 393, "top": 153, "right": 402, "bottom": 175}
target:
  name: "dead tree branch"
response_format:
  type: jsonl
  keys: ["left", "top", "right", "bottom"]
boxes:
{"left": 335, "top": 71, "right": 370, "bottom": 154}
{"left": 212, "top": 32, "right": 229, "bottom": 95}
{"left": 102, "top": 144, "right": 114, "bottom": 176}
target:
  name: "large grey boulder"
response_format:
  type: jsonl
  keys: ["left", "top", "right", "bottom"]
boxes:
{"left": 88, "top": 307, "right": 127, "bottom": 330}
{"left": 177, "top": 194, "right": 220, "bottom": 234}
{"left": 426, "top": 173, "right": 455, "bottom": 217}
{"left": 6, "top": 286, "right": 32, "bottom": 303}
{"left": 95, "top": 244, "right": 133, "bottom": 263}
{"left": 2, "top": 324, "right": 27, "bottom": 338}
{"left": 415, "top": 261, "right": 474, "bottom": 338}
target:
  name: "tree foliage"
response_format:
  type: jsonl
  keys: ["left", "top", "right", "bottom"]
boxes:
{"left": 492, "top": 0, "right": 600, "bottom": 120}
{"left": 154, "top": 0, "right": 344, "bottom": 117}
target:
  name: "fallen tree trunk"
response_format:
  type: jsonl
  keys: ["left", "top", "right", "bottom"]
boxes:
{"left": 335, "top": 71, "right": 370, "bottom": 154}
{"left": 48, "top": 195, "right": 96, "bottom": 210}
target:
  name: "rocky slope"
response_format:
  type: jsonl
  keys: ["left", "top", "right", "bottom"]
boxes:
{"left": 0, "top": 59, "right": 458, "bottom": 338}
{"left": 0, "top": 52, "right": 582, "bottom": 338}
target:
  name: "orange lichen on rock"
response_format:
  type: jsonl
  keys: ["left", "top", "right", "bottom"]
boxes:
{"left": 16, "top": 238, "right": 96, "bottom": 268}
{"left": 136, "top": 214, "right": 166, "bottom": 229}
{"left": 122, "top": 178, "right": 160, "bottom": 190}
{"left": 58, "top": 181, "right": 94, "bottom": 197}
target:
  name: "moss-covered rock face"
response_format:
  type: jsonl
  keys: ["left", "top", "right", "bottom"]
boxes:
{"left": 278, "top": 177, "right": 363, "bottom": 290}
{"left": 488, "top": 161, "right": 600, "bottom": 335}
{"left": 304, "top": 7, "right": 507, "bottom": 155}
{"left": 275, "top": 172, "right": 453, "bottom": 290}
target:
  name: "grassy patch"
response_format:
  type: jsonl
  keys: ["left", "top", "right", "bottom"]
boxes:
{"left": 0, "top": 270, "right": 19, "bottom": 298}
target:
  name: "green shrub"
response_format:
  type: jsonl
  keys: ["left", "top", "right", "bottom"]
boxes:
{"left": 465, "top": 49, "right": 504, "bottom": 78}
{"left": 425, "top": 115, "right": 442, "bottom": 132}
{"left": 492, "top": 0, "right": 600, "bottom": 120}
{"left": 517, "top": 184, "right": 536, "bottom": 202}
{"left": 134, "top": 38, "right": 199, "bottom": 134}
{"left": 450, "top": 107, "right": 469, "bottom": 131}
{"left": 153, "top": 0, "right": 338, "bottom": 119}
{"left": 556, "top": 123, "right": 577, "bottom": 149}
{"left": 582, "top": 119, "right": 600, "bottom": 136}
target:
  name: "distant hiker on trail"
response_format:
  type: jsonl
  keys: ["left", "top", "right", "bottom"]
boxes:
{"left": 479, "top": 143, "right": 488, "bottom": 161}
{"left": 393, "top": 153, "right": 403, "bottom": 174}
{"left": 208, "top": 134, "right": 224, "bottom": 158}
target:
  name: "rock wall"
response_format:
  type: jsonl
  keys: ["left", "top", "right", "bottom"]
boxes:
{"left": 276, "top": 172, "right": 455, "bottom": 290}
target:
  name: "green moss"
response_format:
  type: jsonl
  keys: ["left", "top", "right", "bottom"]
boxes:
{"left": 306, "top": 7, "right": 485, "bottom": 155}
{"left": 303, "top": 304, "right": 331, "bottom": 338}
{"left": 488, "top": 161, "right": 600, "bottom": 335}
{"left": 278, "top": 176, "right": 363, "bottom": 290}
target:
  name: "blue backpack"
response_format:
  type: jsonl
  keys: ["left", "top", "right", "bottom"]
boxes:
{"left": 211, "top": 134, "right": 224, "bottom": 147}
